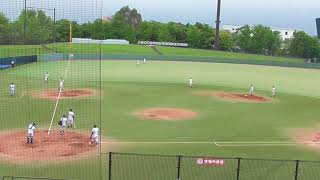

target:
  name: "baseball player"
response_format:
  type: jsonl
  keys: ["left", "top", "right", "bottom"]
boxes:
{"left": 249, "top": 84, "right": 254, "bottom": 96}
{"left": 11, "top": 60, "right": 15, "bottom": 68}
{"left": 67, "top": 109, "right": 75, "bottom": 128}
{"left": 59, "top": 115, "right": 68, "bottom": 135}
{"left": 143, "top": 58, "right": 146, "bottom": 64}
{"left": 90, "top": 125, "right": 99, "bottom": 147}
{"left": 59, "top": 77, "right": 64, "bottom": 92}
{"left": 27, "top": 123, "right": 36, "bottom": 144}
{"left": 9, "top": 83, "right": 15, "bottom": 96}
{"left": 272, "top": 86, "right": 276, "bottom": 98}
{"left": 44, "top": 72, "right": 49, "bottom": 84}
{"left": 188, "top": 77, "right": 193, "bottom": 88}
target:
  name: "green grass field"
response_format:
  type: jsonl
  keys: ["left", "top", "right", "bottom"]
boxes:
{"left": 45, "top": 43, "right": 303, "bottom": 63}
{"left": 1, "top": 55, "right": 320, "bottom": 179}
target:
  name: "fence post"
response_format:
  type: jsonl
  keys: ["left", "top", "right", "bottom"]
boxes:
{"left": 176, "top": 155, "right": 182, "bottom": 180}
{"left": 108, "top": 152, "right": 113, "bottom": 180}
{"left": 236, "top": 158, "right": 241, "bottom": 180}
{"left": 294, "top": 160, "right": 300, "bottom": 180}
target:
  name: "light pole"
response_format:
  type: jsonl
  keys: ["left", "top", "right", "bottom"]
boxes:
{"left": 214, "top": 0, "right": 221, "bottom": 50}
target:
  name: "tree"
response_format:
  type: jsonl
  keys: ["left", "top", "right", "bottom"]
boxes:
{"left": 136, "top": 21, "right": 161, "bottom": 41}
{"left": 0, "top": 12, "right": 10, "bottom": 44}
{"left": 108, "top": 6, "right": 141, "bottom": 43}
{"left": 236, "top": 25, "right": 252, "bottom": 52}
{"left": 15, "top": 10, "right": 54, "bottom": 44}
{"left": 219, "top": 31, "right": 234, "bottom": 51}
{"left": 289, "top": 31, "right": 320, "bottom": 58}
{"left": 250, "top": 25, "right": 281, "bottom": 55}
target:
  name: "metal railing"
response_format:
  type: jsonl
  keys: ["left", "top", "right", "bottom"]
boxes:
{"left": 106, "top": 152, "right": 320, "bottom": 180}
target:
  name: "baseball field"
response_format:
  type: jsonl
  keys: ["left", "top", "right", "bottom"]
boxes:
{"left": 1, "top": 45, "right": 320, "bottom": 179}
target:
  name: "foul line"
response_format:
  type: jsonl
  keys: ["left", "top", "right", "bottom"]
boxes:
{"left": 48, "top": 57, "right": 72, "bottom": 135}
{"left": 100, "top": 141, "right": 219, "bottom": 145}
{"left": 94, "top": 141, "right": 320, "bottom": 147}
{"left": 19, "top": 92, "right": 25, "bottom": 99}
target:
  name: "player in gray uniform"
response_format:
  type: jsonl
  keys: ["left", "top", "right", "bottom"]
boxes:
{"left": 59, "top": 115, "right": 68, "bottom": 135}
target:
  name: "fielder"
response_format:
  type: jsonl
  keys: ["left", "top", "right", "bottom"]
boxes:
{"left": 44, "top": 72, "right": 49, "bottom": 84}
{"left": 27, "top": 123, "right": 36, "bottom": 144}
{"left": 59, "top": 115, "right": 68, "bottom": 135}
{"left": 90, "top": 125, "right": 99, "bottom": 147}
{"left": 9, "top": 83, "right": 15, "bottom": 96}
{"left": 189, "top": 77, "right": 193, "bottom": 88}
{"left": 68, "top": 109, "right": 75, "bottom": 128}
{"left": 249, "top": 84, "right": 254, "bottom": 96}
{"left": 272, "top": 86, "right": 276, "bottom": 98}
{"left": 59, "top": 77, "right": 64, "bottom": 92}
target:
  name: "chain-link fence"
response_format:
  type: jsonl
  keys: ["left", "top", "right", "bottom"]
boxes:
{"left": 107, "top": 152, "right": 320, "bottom": 180}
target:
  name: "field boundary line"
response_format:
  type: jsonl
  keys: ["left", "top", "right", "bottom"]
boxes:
{"left": 92, "top": 141, "right": 320, "bottom": 147}
{"left": 48, "top": 56, "right": 72, "bottom": 135}
{"left": 19, "top": 91, "right": 25, "bottom": 99}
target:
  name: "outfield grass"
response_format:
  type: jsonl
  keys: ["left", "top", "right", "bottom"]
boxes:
{"left": 157, "top": 46, "right": 302, "bottom": 62}
{"left": 46, "top": 43, "right": 303, "bottom": 63}
{"left": 1, "top": 59, "right": 320, "bottom": 179}
{"left": 47, "top": 43, "right": 157, "bottom": 55}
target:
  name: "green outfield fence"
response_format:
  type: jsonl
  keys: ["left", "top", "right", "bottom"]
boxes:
{"left": 107, "top": 152, "right": 320, "bottom": 180}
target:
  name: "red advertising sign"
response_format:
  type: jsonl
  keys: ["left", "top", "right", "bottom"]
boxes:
{"left": 196, "top": 158, "right": 225, "bottom": 166}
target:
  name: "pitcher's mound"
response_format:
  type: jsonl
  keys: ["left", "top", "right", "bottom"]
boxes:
{"left": 194, "top": 91, "right": 271, "bottom": 103}
{"left": 32, "top": 88, "right": 97, "bottom": 100}
{"left": 0, "top": 130, "right": 97, "bottom": 164}
{"left": 137, "top": 108, "right": 197, "bottom": 121}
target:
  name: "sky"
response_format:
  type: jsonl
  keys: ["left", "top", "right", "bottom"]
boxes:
{"left": 1, "top": 0, "right": 319, "bottom": 35}
{"left": 104, "top": 0, "right": 319, "bottom": 35}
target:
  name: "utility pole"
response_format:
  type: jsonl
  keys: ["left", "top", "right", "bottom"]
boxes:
{"left": 214, "top": 0, "right": 222, "bottom": 50}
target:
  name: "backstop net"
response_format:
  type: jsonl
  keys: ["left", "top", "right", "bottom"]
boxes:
{"left": 0, "top": 0, "right": 103, "bottom": 179}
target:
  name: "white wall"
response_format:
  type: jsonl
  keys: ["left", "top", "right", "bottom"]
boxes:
{"left": 72, "top": 38, "right": 129, "bottom": 45}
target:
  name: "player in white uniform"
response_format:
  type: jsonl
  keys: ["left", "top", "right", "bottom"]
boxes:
{"left": 249, "top": 84, "right": 254, "bottom": 96}
{"left": 9, "top": 83, "right": 15, "bottom": 96}
{"left": 272, "top": 86, "right": 276, "bottom": 98}
{"left": 44, "top": 72, "right": 49, "bottom": 84}
{"left": 27, "top": 123, "right": 36, "bottom": 144}
{"left": 59, "top": 115, "right": 68, "bottom": 135}
{"left": 90, "top": 125, "right": 99, "bottom": 147}
{"left": 68, "top": 109, "right": 75, "bottom": 128}
{"left": 143, "top": 58, "right": 146, "bottom": 64}
{"left": 59, "top": 78, "right": 64, "bottom": 92}
{"left": 188, "top": 78, "right": 193, "bottom": 88}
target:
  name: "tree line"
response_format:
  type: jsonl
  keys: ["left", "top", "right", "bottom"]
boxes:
{"left": 0, "top": 6, "right": 319, "bottom": 59}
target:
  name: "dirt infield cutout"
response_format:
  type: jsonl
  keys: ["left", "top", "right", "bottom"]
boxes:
{"left": 193, "top": 91, "right": 271, "bottom": 103}
{"left": 292, "top": 126, "right": 320, "bottom": 150}
{"left": 31, "top": 88, "right": 97, "bottom": 100}
{"left": 137, "top": 108, "right": 197, "bottom": 121}
{"left": 0, "top": 130, "right": 99, "bottom": 164}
